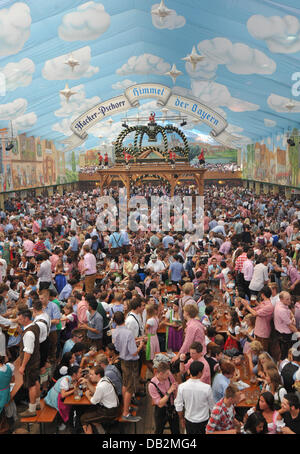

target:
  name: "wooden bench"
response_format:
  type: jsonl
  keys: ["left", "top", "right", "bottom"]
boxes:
{"left": 20, "top": 400, "right": 58, "bottom": 434}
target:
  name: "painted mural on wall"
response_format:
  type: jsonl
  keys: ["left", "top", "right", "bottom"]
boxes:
{"left": 0, "top": 133, "right": 74, "bottom": 192}
{"left": 242, "top": 130, "right": 300, "bottom": 188}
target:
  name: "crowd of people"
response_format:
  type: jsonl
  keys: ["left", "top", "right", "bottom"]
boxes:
{"left": 197, "top": 162, "right": 241, "bottom": 172}
{"left": 0, "top": 182, "right": 300, "bottom": 435}
{"left": 79, "top": 157, "right": 241, "bottom": 174}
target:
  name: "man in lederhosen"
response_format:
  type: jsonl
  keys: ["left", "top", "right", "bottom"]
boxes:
{"left": 32, "top": 299, "right": 51, "bottom": 398}
{"left": 17, "top": 308, "right": 41, "bottom": 418}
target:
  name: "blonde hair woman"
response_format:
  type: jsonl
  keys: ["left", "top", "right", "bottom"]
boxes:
{"left": 245, "top": 340, "right": 264, "bottom": 375}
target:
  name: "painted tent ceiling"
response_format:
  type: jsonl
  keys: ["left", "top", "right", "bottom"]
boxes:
{"left": 1, "top": 0, "right": 300, "bottom": 150}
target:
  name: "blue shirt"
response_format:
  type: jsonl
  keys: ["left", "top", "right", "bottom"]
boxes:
{"left": 59, "top": 283, "right": 72, "bottom": 301}
{"left": 70, "top": 236, "right": 78, "bottom": 252}
{"left": 109, "top": 232, "right": 124, "bottom": 249}
{"left": 162, "top": 235, "right": 174, "bottom": 249}
{"left": 212, "top": 373, "right": 230, "bottom": 402}
{"left": 61, "top": 338, "right": 75, "bottom": 356}
{"left": 105, "top": 365, "right": 122, "bottom": 396}
{"left": 211, "top": 225, "right": 226, "bottom": 236}
{"left": 121, "top": 230, "right": 130, "bottom": 246}
{"left": 170, "top": 261, "right": 184, "bottom": 282}
{"left": 209, "top": 220, "right": 218, "bottom": 230}
{"left": 44, "top": 301, "right": 61, "bottom": 332}
{"left": 44, "top": 238, "right": 52, "bottom": 251}
{"left": 4, "top": 223, "right": 13, "bottom": 233}
{"left": 113, "top": 325, "right": 139, "bottom": 361}
{"left": 87, "top": 310, "right": 103, "bottom": 340}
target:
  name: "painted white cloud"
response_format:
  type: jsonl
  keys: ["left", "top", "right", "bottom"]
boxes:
{"left": 0, "top": 98, "right": 28, "bottom": 120}
{"left": 247, "top": 15, "right": 300, "bottom": 54}
{"left": 52, "top": 117, "right": 75, "bottom": 136}
{"left": 12, "top": 112, "right": 37, "bottom": 132}
{"left": 54, "top": 84, "right": 100, "bottom": 118}
{"left": 89, "top": 119, "right": 123, "bottom": 139}
{"left": 116, "top": 54, "right": 171, "bottom": 76}
{"left": 172, "top": 85, "right": 228, "bottom": 119}
{"left": 42, "top": 46, "right": 99, "bottom": 81}
{"left": 226, "top": 124, "right": 244, "bottom": 134}
{"left": 58, "top": 1, "right": 110, "bottom": 41}
{"left": 112, "top": 79, "right": 136, "bottom": 91}
{"left": 267, "top": 93, "right": 300, "bottom": 112}
{"left": 191, "top": 80, "right": 260, "bottom": 112}
{"left": 1, "top": 58, "right": 35, "bottom": 92}
{"left": 264, "top": 118, "right": 277, "bottom": 127}
{"left": 185, "top": 37, "right": 276, "bottom": 79}
{"left": 0, "top": 2, "right": 31, "bottom": 57}
{"left": 151, "top": 3, "right": 185, "bottom": 30}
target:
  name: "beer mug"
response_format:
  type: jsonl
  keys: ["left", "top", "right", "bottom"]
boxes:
{"left": 276, "top": 420, "right": 285, "bottom": 433}
{"left": 74, "top": 388, "right": 81, "bottom": 400}
{"left": 7, "top": 323, "right": 18, "bottom": 336}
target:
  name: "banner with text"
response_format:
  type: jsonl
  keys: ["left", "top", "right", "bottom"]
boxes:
{"left": 61, "top": 83, "right": 237, "bottom": 152}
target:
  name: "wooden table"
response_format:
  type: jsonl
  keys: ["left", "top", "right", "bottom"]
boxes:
{"left": 10, "top": 357, "right": 23, "bottom": 400}
{"left": 212, "top": 304, "right": 230, "bottom": 333}
{"left": 64, "top": 394, "right": 90, "bottom": 406}
{"left": 234, "top": 356, "right": 261, "bottom": 408}
{"left": 236, "top": 385, "right": 261, "bottom": 408}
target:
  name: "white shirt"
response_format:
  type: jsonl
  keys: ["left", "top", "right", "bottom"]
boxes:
{"left": 249, "top": 263, "right": 269, "bottom": 292}
{"left": 146, "top": 260, "right": 165, "bottom": 273}
{"left": 0, "top": 362, "right": 14, "bottom": 374}
{"left": 270, "top": 294, "right": 280, "bottom": 307}
{"left": 125, "top": 312, "right": 144, "bottom": 338}
{"left": 90, "top": 377, "right": 119, "bottom": 408}
{"left": 34, "top": 313, "right": 51, "bottom": 343}
{"left": 22, "top": 322, "right": 37, "bottom": 355}
{"left": 0, "top": 259, "right": 7, "bottom": 279}
{"left": 70, "top": 219, "right": 77, "bottom": 231}
{"left": 174, "top": 378, "right": 215, "bottom": 423}
{"left": 60, "top": 376, "right": 72, "bottom": 391}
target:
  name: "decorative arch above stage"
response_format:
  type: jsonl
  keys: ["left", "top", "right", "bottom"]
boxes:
{"left": 115, "top": 122, "right": 190, "bottom": 162}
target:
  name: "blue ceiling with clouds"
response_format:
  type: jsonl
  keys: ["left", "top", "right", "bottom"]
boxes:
{"left": 1, "top": 0, "right": 300, "bottom": 150}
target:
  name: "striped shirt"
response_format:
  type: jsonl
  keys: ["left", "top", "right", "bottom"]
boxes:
{"left": 234, "top": 252, "right": 247, "bottom": 272}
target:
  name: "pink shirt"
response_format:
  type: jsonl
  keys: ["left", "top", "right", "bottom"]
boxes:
{"left": 179, "top": 318, "right": 206, "bottom": 356}
{"left": 254, "top": 299, "right": 274, "bottom": 338}
{"left": 77, "top": 299, "right": 89, "bottom": 324}
{"left": 295, "top": 302, "right": 300, "bottom": 330}
{"left": 148, "top": 374, "right": 177, "bottom": 406}
{"left": 219, "top": 241, "right": 231, "bottom": 255}
{"left": 83, "top": 252, "right": 97, "bottom": 275}
{"left": 50, "top": 254, "right": 60, "bottom": 272}
{"left": 204, "top": 216, "right": 210, "bottom": 232}
{"left": 242, "top": 259, "right": 254, "bottom": 282}
{"left": 23, "top": 239, "right": 35, "bottom": 257}
{"left": 32, "top": 221, "right": 40, "bottom": 234}
{"left": 184, "top": 356, "right": 211, "bottom": 385}
{"left": 274, "top": 301, "right": 293, "bottom": 334}
{"left": 285, "top": 225, "right": 293, "bottom": 239}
